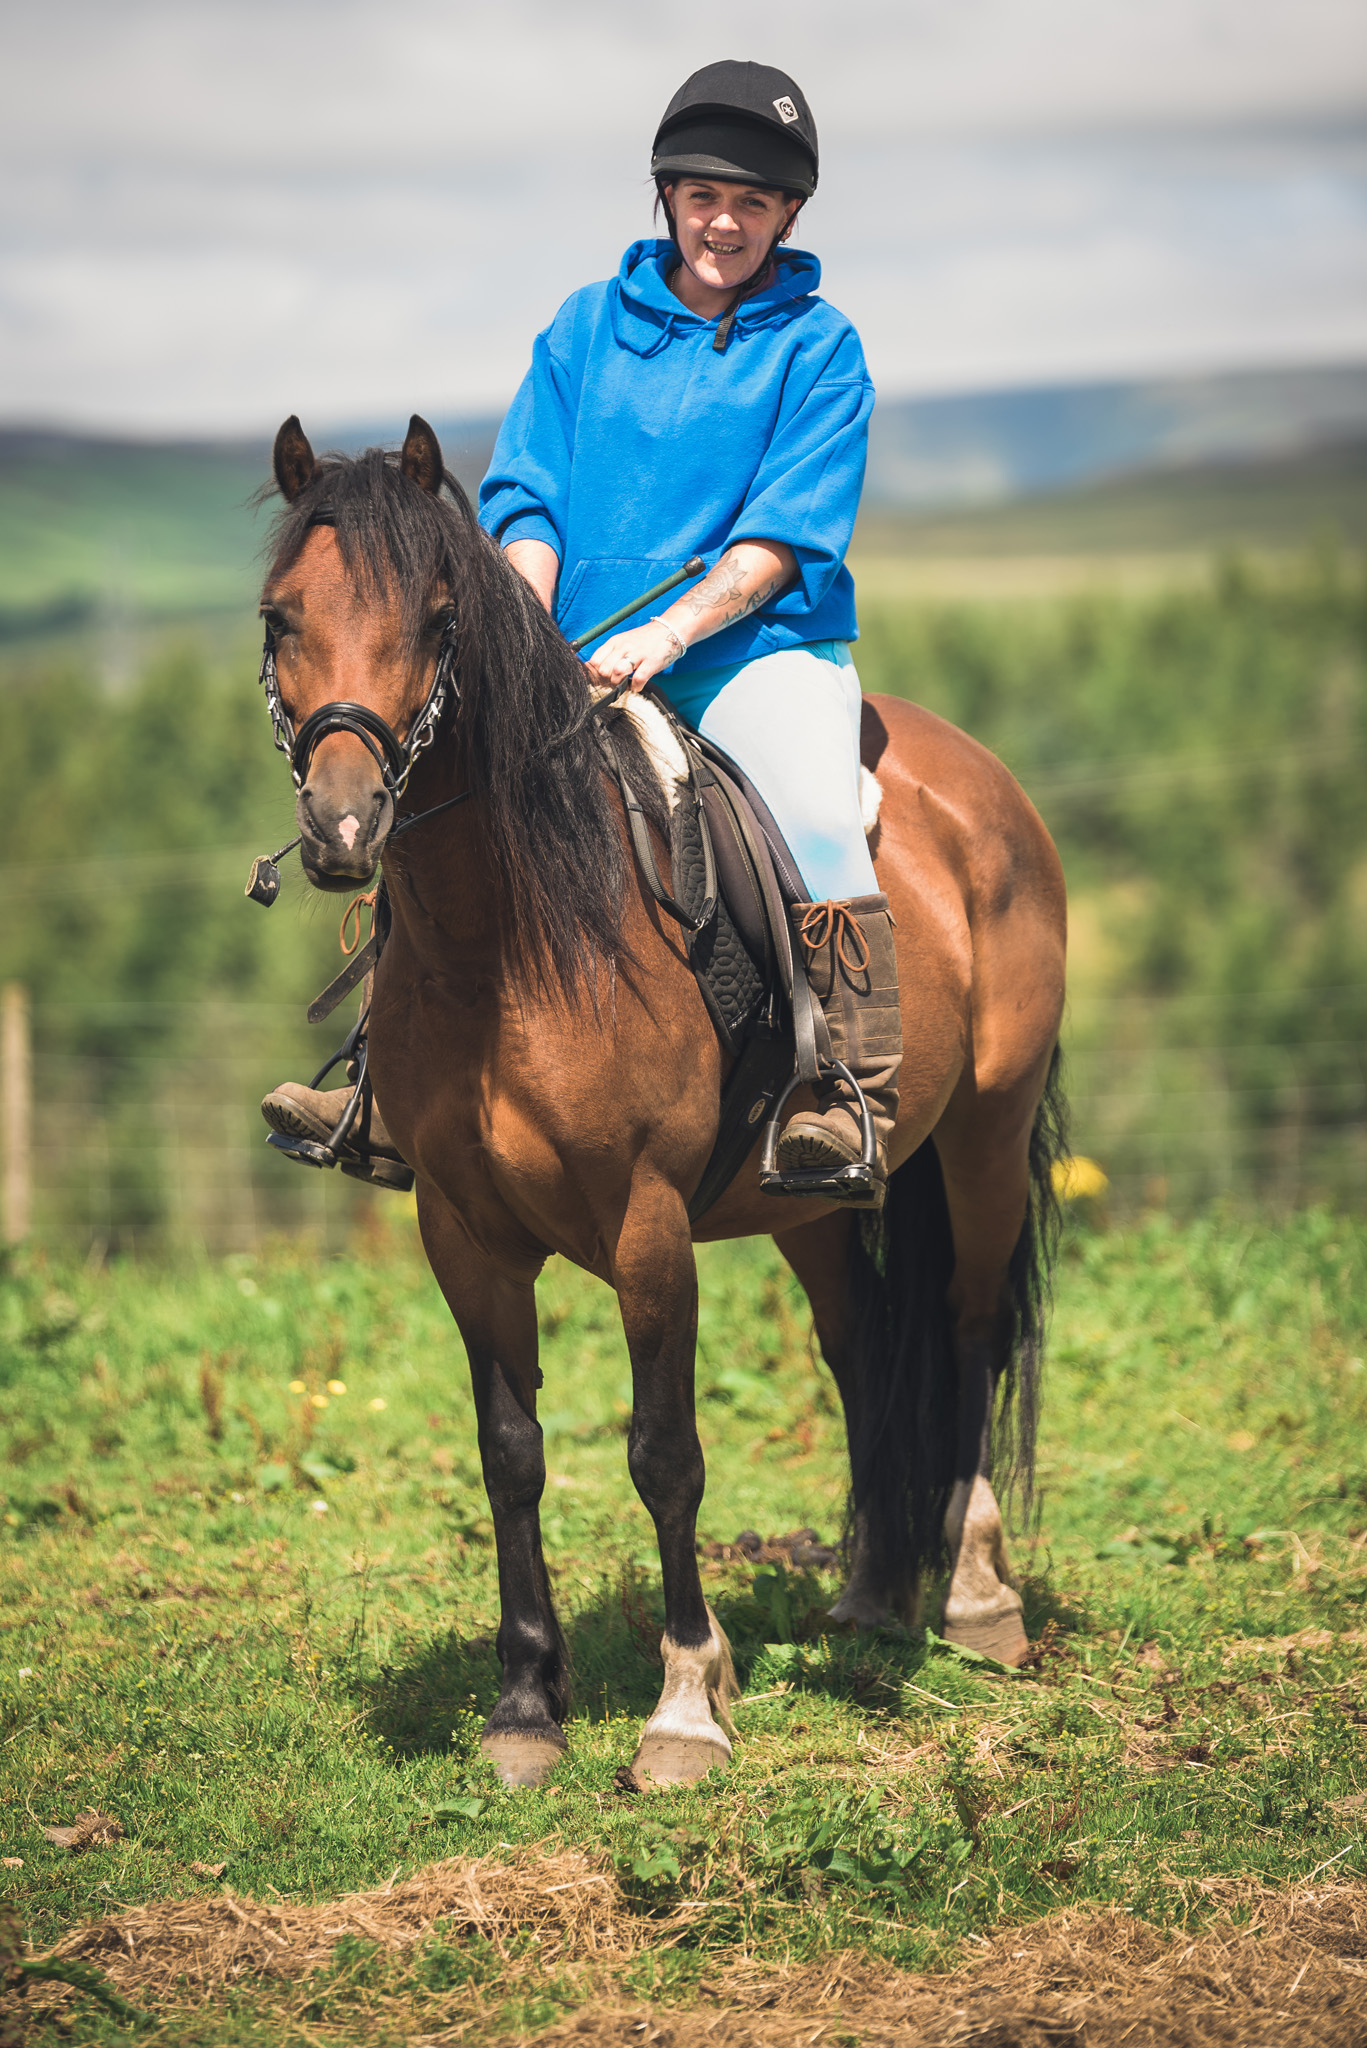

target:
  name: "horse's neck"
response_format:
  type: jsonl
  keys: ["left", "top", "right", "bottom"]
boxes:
{"left": 381, "top": 752, "right": 503, "bottom": 965}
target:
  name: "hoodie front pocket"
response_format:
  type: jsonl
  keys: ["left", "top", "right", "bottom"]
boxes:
{"left": 556, "top": 557, "right": 681, "bottom": 649}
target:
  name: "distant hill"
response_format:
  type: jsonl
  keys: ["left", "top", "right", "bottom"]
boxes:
{"left": 854, "top": 439, "right": 1367, "bottom": 561}
{"left": 1, "top": 364, "right": 1363, "bottom": 635}
{"left": 863, "top": 363, "right": 1367, "bottom": 509}
{"left": 0, "top": 421, "right": 500, "bottom": 632}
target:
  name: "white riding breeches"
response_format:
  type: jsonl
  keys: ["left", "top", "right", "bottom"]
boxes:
{"left": 657, "top": 640, "right": 878, "bottom": 903}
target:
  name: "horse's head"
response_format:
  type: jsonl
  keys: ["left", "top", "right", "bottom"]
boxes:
{"left": 260, "top": 414, "right": 455, "bottom": 891}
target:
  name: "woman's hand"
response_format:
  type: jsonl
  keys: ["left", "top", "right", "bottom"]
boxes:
{"left": 582, "top": 539, "right": 797, "bottom": 691}
{"left": 585, "top": 620, "right": 686, "bottom": 692}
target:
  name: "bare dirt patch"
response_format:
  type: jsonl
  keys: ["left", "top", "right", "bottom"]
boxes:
{"left": 50, "top": 1849, "right": 691, "bottom": 1997}
{"left": 18, "top": 1855, "right": 1367, "bottom": 2046}
{"left": 523, "top": 1884, "right": 1367, "bottom": 2048}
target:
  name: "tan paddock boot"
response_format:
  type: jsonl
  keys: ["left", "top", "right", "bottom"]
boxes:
{"left": 261, "top": 1083, "right": 413, "bottom": 1191}
{"left": 774, "top": 895, "right": 902, "bottom": 1207}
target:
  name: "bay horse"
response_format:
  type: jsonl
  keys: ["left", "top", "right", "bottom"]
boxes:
{"left": 257, "top": 415, "right": 1067, "bottom": 1789}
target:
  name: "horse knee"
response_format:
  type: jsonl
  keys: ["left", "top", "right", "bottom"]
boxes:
{"left": 478, "top": 1407, "right": 545, "bottom": 1517}
{"left": 627, "top": 1420, "right": 703, "bottom": 1526}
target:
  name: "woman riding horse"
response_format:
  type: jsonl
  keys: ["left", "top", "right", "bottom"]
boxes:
{"left": 250, "top": 61, "right": 1067, "bottom": 1790}
{"left": 262, "top": 60, "right": 901, "bottom": 1203}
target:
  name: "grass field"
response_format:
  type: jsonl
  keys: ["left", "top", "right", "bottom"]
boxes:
{"left": 1, "top": 1205, "right": 1365, "bottom": 2042}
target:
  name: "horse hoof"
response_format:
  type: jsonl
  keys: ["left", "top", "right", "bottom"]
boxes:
{"left": 630, "top": 1732, "right": 730, "bottom": 1789}
{"left": 942, "top": 1610, "right": 1030, "bottom": 1667}
{"left": 828, "top": 1587, "right": 894, "bottom": 1628}
{"left": 480, "top": 1730, "right": 566, "bottom": 1789}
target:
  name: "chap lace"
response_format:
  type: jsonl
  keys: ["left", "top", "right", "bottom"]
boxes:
{"left": 797, "top": 900, "right": 870, "bottom": 981}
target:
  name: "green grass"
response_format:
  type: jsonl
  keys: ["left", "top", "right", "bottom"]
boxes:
{"left": 0, "top": 1208, "right": 1365, "bottom": 2040}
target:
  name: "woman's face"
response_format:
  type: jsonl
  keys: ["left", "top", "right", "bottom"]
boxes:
{"left": 665, "top": 179, "right": 798, "bottom": 292}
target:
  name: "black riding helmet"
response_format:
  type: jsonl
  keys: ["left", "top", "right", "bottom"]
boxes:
{"left": 651, "top": 60, "right": 818, "bottom": 199}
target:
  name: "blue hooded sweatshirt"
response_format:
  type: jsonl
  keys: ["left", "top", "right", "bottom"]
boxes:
{"left": 478, "top": 240, "right": 874, "bottom": 672}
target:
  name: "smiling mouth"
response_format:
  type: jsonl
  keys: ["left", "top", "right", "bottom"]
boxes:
{"left": 703, "top": 237, "right": 744, "bottom": 257}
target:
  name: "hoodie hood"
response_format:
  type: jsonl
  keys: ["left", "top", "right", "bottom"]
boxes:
{"left": 609, "top": 238, "right": 822, "bottom": 357}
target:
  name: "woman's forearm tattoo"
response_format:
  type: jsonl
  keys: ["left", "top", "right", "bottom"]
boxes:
{"left": 678, "top": 546, "right": 791, "bottom": 636}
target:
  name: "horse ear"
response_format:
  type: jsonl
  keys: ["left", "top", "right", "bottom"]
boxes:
{"left": 274, "top": 416, "right": 316, "bottom": 502}
{"left": 400, "top": 414, "right": 445, "bottom": 495}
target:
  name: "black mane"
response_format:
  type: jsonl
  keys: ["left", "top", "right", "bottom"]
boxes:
{"left": 265, "top": 448, "right": 664, "bottom": 1000}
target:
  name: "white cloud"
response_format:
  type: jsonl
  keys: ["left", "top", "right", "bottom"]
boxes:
{"left": 0, "top": 0, "right": 1363, "bottom": 430}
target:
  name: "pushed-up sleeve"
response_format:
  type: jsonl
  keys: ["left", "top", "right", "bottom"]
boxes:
{"left": 477, "top": 328, "right": 576, "bottom": 556}
{"left": 726, "top": 326, "right": 874, "bottom": 614}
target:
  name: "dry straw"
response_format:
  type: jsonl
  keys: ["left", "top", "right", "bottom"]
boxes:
{"left": 30, "top": 1856, "right": 1367, "bottom": 2047}
{"left": 53, "top": 1847, "right": 699, "bottom": 1999}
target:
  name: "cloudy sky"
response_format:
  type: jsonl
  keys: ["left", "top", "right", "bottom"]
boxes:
{"left": 2, "top": 0, "right": 1364, "bottom": 434}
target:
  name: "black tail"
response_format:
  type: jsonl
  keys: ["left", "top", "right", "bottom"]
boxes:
{"left": 845, "top": 1044, "right": 1068, "bottom": 1596}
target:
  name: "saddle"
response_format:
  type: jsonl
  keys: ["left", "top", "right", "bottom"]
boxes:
{"left": 593, "top": 686, "right": 880, "bottom": 1220}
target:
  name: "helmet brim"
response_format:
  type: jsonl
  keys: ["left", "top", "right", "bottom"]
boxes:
{"left": 652, "top": 149, "right": 815, "bottom": 200}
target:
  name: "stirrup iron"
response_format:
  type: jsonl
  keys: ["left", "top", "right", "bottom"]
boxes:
{"left": 264, "top": 1019, "right": 415, "bottom": 1193}
{"left": 757, "top": 1058, "right": 879, "bottom": 1203}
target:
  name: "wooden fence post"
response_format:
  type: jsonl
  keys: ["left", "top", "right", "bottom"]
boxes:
{"left": 2, "top": 984, "right": 32, "bottom": 1245}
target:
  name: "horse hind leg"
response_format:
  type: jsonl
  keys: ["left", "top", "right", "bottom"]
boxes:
{"left": 942, "top": 1470, "right": 1026, "bottom": 1666}
{"left": 778, "top": 1083, "right": 1053, "bottom": 1659}
{"left": 934, "top": 1068, "right": 1061, "bottom": 1669}
{"left": 939, "top": 1330, "right": 1028, "bottom": 1666}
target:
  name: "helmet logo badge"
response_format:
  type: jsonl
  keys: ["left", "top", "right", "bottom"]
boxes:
{"left": 772, "top": 96, "right": 799, "bottom": 124}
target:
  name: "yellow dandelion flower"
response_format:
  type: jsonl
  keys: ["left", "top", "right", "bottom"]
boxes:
{"left": 368, "top": 1397, "right": 387, "bottom": 1412}
{"left": 289, "top": 1379, "right": 307, "bottom": 1394}
{"left": 310, "top": 1393, "right": 329, "bottom": 1410}
{"left": 1051, "top": 1156, "right": 1109, "bottom": 1202}
{"left": 327, "top": 1379, "right": 347, "bottom": 1396}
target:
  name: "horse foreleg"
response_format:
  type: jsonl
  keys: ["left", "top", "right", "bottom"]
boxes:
{"left": 417, "top": 1188, "right": 569, "bottom": 1787}
{"left": 615, "top": 1195, "right": 737, "bottom": 1787}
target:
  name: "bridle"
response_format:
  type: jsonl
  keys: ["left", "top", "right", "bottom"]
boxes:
{"left": 249, "top": 508, "right": 472, "bottom": 904}
{"left": 260, "top": 613, "right": 460, "bottom": 807}
{"left": 248, "top": 534, "right": 703, "bottom": 910}
{"left": 259, "top": 506, "right": 461, "bottom": 807}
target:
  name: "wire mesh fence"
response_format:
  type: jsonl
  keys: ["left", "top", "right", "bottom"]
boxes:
{"left": 8, "top": 986, "right": 1366, "bottom": 1253}
{"left": 21, "top": 1001, "right": 378, "bottom": 1253}
{"left": 3, "top": 557, "right": 1363, "bottom": 1246}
